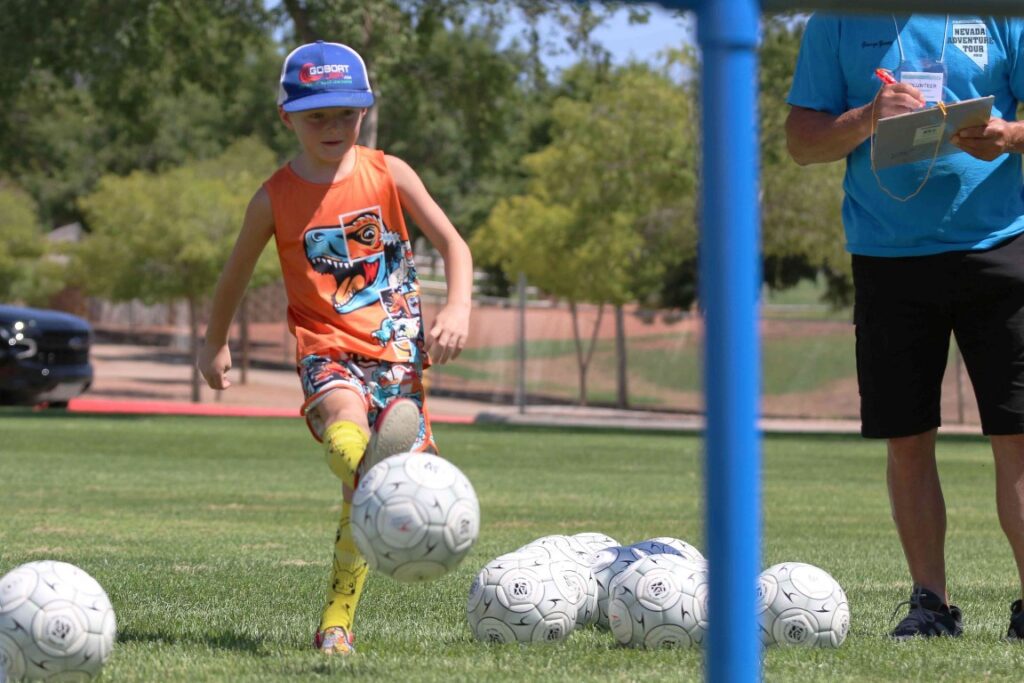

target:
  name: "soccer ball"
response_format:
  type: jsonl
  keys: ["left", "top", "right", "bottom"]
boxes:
{"left": 0, "top": 560, "right": 116, "bottom": 681}
{"left": 466, "top": 548, "right": 580, "bottom": 643}
{"left": 631, "top": 537, "right": 705, "bottom": 563}
{"left": 607, "top": 554, "right": 709, "bottom": 648}
{"left": 757, "top": 562, "right": 850, "bottom": 648}
{"left": 520, "top": 536, "right": 599, "bottom": 627}
{"left": 351, "top": 452, "right": 480, "bottom": 582}
{"left": 590, "top": 545, "right": 644, "bottom": 629}
{"left": 571, "top": 532, "right": 620, "bottom": 556}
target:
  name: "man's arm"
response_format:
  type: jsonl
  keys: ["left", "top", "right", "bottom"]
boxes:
{"left": 786, "top": 83, "right": 926, "bottom": 166}
{"left": 785, "top": 105, "right": 873, "bottom": 166}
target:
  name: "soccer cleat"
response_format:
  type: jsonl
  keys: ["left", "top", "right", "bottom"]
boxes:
{"left": 1007, "top": 599, "right": 1024, "bottom": 640}
{"left": 314, "top": 626, "right": 356, "bottom": 655}
{"left": 360, "top": 397, "right": 420, "bottom": 477}
{"left": 889, "top": 585, "right": 963, "bottom": 640}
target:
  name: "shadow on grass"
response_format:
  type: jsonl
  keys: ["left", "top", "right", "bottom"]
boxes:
{"left": 118, "top": 627, "right": 267, "bottom": 654}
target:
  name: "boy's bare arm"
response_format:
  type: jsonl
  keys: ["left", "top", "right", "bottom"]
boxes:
{"left": 386, "top": 155, "right": 473, "bottom": 364}
{"left": 198, "top": 187, "right": 275, "bottom": 389}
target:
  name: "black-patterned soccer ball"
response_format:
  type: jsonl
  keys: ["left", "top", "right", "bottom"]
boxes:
{"left": 0, "top": 560, "right": 116, "bottom": 681}
{"left": 757, "top": 562, "right": 850, "bottom": 648}
{"left": 466, "top": 548, "right": 580, "bottom": 643}
{"left": 352, "top": 452, "right": 480, "bottom": 582}
{"left": 607, "top": 554, "right": 709, "bottom": 648}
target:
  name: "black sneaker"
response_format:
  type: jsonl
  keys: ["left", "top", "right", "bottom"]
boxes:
{"left": 1007, "top": 599, "right": 1024, "bottom": 640}
{"left": 889, "top": 586, "right": 963, "bottom": 640}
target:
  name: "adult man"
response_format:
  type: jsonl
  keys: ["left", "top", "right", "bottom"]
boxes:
{"left": 786, "top": 13, "right": 1024, "bottom": 639}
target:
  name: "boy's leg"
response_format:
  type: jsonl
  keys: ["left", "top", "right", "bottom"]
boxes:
{"left": 317, "top": 389, "right": 372, "bottom": 489}
{"left": 316, "top": 484, "right": 366, "bottom": 655}
{"left": 303, "top": 361, "right": 419, "bottom": 654}
{"left": 361, "top": 397, "right": 422, "bottom": 474}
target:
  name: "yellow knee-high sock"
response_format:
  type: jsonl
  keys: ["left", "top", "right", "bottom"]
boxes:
{"left": 320, "top": 500, "right": 368, "bottom": 632}
{"left": 323, "top": 421, "right": 369, "bottom": 488}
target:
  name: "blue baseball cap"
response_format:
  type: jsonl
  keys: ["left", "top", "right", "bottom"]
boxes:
{"left": 277, "top": 41, "right": 375, "bottom": 112}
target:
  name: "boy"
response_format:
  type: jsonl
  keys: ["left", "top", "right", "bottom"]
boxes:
{"left": 197, "top": 41, "right": 473, "bottom": 655}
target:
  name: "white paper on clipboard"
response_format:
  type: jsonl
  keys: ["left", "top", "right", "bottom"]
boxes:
{"left": 872, "top": 96, "right": 994, "bottom": 170}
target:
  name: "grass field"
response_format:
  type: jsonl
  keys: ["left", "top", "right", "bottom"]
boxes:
{"left": 3, "top": 411, "right": 1024, "bottom": 681}
{"left": 446, "top": 330, "right": 856, "bottom": 401}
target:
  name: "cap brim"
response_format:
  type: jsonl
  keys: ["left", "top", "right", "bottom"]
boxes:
{"left": 282, "top": 91, "right": 375, "bottom": 112}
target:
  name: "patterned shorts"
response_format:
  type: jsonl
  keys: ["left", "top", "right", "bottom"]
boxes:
{"left": 298, "top": 353, "right": 434, "bottom": 450}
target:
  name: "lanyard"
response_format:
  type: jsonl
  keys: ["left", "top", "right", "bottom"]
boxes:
{"left": 892, "top": 14, "right": 950, "bottom": 64}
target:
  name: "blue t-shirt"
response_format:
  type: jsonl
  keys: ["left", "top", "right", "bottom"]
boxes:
{"left": 788, "top": 13, "right": 1024, "bottom": 256}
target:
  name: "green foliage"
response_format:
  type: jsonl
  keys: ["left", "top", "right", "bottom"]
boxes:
{"left": 0, "top": 184, "right": 44, "bottom": 266}
{"left": 278, "top": 1, "right": 544, "bottom": 240}
{"left": 759, "top": 16, "right": 849, "bottom": 305}
{"left": 74, "top": 138, "right": 278, "bottom": 304}
{"left": 0, "top": 1, "right": 856, "bottom": 316}
{"left": 474, "top": 63, "right": 698, "bottom": 307}
{"left": 0, "top": 183, "right": 65, "bottom": 305}
{"left": 0, "top": 1, "right": 280, "bottom": 225}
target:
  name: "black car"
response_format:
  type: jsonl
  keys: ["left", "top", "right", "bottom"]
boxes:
{"left": 0, "top": 305, "right": 93, "bottom": 406}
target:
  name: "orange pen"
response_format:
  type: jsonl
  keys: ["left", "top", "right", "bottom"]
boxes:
{"left": 874, "top": 68, "right": 897, "bottom": 85}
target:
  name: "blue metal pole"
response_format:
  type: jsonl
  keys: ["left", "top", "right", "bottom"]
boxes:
{"left": 696, "top": 0, "right": 762, "bottom": 681}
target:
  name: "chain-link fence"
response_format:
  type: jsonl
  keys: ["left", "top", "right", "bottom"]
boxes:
{"left": 76, "top": 279, "right": 980, "bottom": 425}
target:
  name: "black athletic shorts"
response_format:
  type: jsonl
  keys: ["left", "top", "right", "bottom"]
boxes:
{"left": 852, "top": 231, "right": 1024, "bottom": 438}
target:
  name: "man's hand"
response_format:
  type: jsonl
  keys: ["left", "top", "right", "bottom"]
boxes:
{"left": 951, "top": 118, "right": 1024, "bottom": 162}
{"left": 873, "top": 82, "right": 926, "bottom": 121}
{"left": 198, "top": 343, "right": 233, "bottom": 390}
{"left": 425, "top": 303, "right": 470, "bottom": 365}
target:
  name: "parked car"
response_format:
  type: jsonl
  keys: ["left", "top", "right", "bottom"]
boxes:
{"left": 0, "top": 305, "right": 93, "bottom": 407}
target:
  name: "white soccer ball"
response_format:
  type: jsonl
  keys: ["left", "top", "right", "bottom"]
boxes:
{"left": 590, "top": 545, "right": 644, "bottom": 629}
{"left": 521, "top": 536, "right": 598, "bottom": 627}
{"left": 571, "top": 532, "right": 620, "bottom": 556}
{"left": 631, "top": 537, "right": 705, "bottom": 563}
{"left": 0, "top": 560, "right": 116, "bottom": 681}
{"left": 352, "top": 452, "right": 480, "bottom": 582}
{"left": 466, "top": 548, "right": 580, "bottom": 643}
{"left": 757, "top": 562, "right": 850, "bottom": 648}
{"left": 607, "top": 554, "right": 709, "bottom": 648}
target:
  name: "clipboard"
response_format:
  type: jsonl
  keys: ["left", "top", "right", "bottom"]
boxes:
{"left": 871, "top": 96, "right": 994, "bottom": 170}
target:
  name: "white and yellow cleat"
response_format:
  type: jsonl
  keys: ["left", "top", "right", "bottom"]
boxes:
{"left": 315, "top": 626, "right": 356, "bottom": 656}
{"left": 360, "top": 397, "right": 420, "bottom": 476}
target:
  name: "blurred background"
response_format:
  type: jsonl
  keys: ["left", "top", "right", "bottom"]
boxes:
{"left": 0, "top": 1, "right": 982, "bottom": 424}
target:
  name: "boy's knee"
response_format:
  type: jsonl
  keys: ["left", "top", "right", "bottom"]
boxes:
{"left": 323, "top": 421, "right": 370, "bottom": 485}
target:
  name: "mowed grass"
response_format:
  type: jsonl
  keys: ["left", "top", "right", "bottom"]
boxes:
{"left": 2, "top": 412, "right": 1024, "bottom": 681}
{"left": 445, "top": 331, "right": 858, "bottom": 402}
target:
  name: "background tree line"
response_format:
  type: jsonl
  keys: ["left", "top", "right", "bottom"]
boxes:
{"left": 0, "top": 1, "right": 846, "bottom": 404}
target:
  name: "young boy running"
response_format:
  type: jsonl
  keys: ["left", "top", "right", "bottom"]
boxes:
{"left": 197, "top": 40, "right": 473, "bottom": 655}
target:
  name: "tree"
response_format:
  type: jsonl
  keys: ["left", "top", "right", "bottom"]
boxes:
{"left": 0, "top": 1, "right": 280, "bottom": 225}
{"left": 74, "top": 138, "right": 278, "bottom": 401}
{"left": 276, "top": 0, "right": 548, "bottom": 242}
{"left": 758, "top": 16, "right": 848, "bottom": 305}
{"left": 0, "top": 183, "right": 66, "bottom": 306}
{"left": 474, "top": 64, "right": 698, "bottom": 405}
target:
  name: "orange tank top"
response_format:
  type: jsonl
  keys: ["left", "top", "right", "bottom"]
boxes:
{"left": 263, "top": 147, "right": 424, "bottom": 363}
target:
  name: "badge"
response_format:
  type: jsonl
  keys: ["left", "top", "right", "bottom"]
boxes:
{"left": 899, "top": 71, "right": 945, "bottom": 104}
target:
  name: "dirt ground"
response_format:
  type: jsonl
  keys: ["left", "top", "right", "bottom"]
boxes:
{"left": 84, "top": 343, "right": 498, "bottom": 419}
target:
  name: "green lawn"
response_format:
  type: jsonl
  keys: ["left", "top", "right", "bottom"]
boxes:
{"left": 2, "top": 412, "right": 1024, "bottom": 681}
{"left": 446, "top": 330, "right": 857, "bottom": 399}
